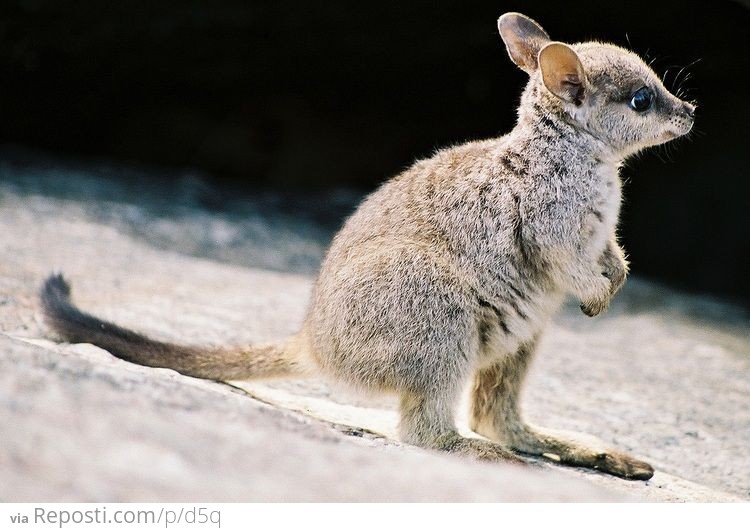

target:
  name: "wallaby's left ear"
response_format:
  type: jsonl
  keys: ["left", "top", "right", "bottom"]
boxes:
{"left": 498, "top": 12, "right": 551, "bottom": 74}
{"left": 538, "top": 42, "right": 586, "bottom": 106}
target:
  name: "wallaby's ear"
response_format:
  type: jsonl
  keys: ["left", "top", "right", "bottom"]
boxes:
{"left": 538, "top": 42, "right": 586, "bottom": 106}
{"left": 497, "top": 12, "right": 551, "bottom": 74}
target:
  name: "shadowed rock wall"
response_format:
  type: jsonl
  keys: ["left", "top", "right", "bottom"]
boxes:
{"left": 1, "top": 0, "right": 748, "bottom": 302}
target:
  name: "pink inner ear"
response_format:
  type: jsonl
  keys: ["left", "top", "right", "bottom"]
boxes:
{"left": 538, "top": 42, "right": 586, "bottom": 104}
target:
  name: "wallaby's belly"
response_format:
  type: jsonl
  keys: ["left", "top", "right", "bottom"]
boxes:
{"left": 472, "top": 284, "right": 564, "bottom": 369}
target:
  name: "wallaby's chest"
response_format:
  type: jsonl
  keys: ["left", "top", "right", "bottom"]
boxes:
{"left": 584, "top": 163, "right": 622, "bottom": 254}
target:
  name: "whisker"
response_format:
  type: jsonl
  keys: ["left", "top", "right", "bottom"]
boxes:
{"left": 674, "top": 57, "right": 702, "bottom": 96}
{"left": 674, "top": 65, "right": 689, "bottom": 88}
{"left": 662, "top": 64, "right": 683, "bottom": 89}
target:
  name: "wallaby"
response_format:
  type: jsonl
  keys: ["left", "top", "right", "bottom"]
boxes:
{"left": 41, "top": 12, "right": 696, "bottom": 481}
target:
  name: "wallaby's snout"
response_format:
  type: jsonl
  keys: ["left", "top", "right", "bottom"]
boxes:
{"left": 679, "top": 100, "right": 697, "bottom": 134}
{"left": 664, "top": 96, "right": 696, "bottom": 139}
{"left": 681, "top": 101, "right": 697, "bottom": 119}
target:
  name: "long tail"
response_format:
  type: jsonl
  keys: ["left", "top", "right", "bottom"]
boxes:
{"left": 40, "top": 273, "right": 306, "bottom": 380}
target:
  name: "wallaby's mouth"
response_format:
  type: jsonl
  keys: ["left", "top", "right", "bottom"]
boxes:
{"left": 676, "top": 122, "right": 694, "bottom": 138}
{"left": 664, "top": 119, "right": 694, "bottom": 141}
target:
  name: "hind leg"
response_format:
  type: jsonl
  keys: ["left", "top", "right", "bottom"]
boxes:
{"left": 469, "top": 339, "right": 654, "bottom": 480}
{"left": 399, "top": 389, "right": 521, "bottom": 463}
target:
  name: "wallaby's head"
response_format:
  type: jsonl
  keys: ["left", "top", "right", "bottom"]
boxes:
{"left": 497, "top": 12, "right": 696, "bottom": 159}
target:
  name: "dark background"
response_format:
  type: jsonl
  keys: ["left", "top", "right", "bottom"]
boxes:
{"left": 1, "top": 0, "right": 748, "bottom": 304}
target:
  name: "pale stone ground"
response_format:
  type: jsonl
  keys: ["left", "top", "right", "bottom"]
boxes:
{"left": 1, "top": 151, "right": 748, "bottom": 501}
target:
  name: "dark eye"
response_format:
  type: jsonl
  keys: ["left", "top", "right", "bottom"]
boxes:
{"left": 629, "top": 86, "right": 654, "bottom": 112}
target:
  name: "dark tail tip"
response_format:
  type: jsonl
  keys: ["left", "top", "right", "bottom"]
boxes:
{"left": 40, "top": 273, "right": 73, "bottom": 313}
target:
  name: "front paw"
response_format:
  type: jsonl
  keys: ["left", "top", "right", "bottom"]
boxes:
{"left": 600, "top": 246, "right": 628, "bottom": 295}
{"left": 580, "top": 297, "right": 609, "bottom": 317}
{"left": 602, "top": 263, "right": 627, "bottom": 295}
{"left": 579, "top": 276, "right": 612, "bottom": 317}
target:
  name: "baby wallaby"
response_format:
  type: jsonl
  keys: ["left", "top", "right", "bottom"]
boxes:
{"left": 41, "top": 13, "right": 695, "bottom": 480}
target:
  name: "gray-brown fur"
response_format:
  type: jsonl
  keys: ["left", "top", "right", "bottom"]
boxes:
{"left": 41, "top": 13, "right": 695, "bottom": 480}
{"left": 41, "top": 274, "right": 306, "bottom": 380}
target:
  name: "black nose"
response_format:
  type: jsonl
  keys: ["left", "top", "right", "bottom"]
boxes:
{"left": 682, "top": 102, "right": 696, "bottom": 118}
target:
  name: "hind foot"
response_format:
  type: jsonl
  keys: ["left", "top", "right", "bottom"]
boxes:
{"left": 435, "top": 432, "right": 524, "bottom": 464}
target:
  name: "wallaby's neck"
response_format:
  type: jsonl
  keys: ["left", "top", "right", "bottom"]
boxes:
{"left": 506, "top": 86, "right": 619, "bottom": 169}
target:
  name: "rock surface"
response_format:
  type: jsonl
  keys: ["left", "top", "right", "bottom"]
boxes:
{"left": 1, "top": 155, "right": 748, "bottom": 501}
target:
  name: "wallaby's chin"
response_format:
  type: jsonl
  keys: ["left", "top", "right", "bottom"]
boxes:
{"left": 636, "top": 123, "right": 693, "bottom": 152}
{"left": 618, "top": 134, "right": 676, "bottom": 159}
{"left": 658, "top": 123, "right": 693, "bottom": 144}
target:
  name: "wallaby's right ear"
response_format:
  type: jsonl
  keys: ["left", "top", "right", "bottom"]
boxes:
{"left": 497, "top": 12, "right": 551, "bottom": 74}
{"left": 538, "top": 42, "right": 586, "bottom": 106}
